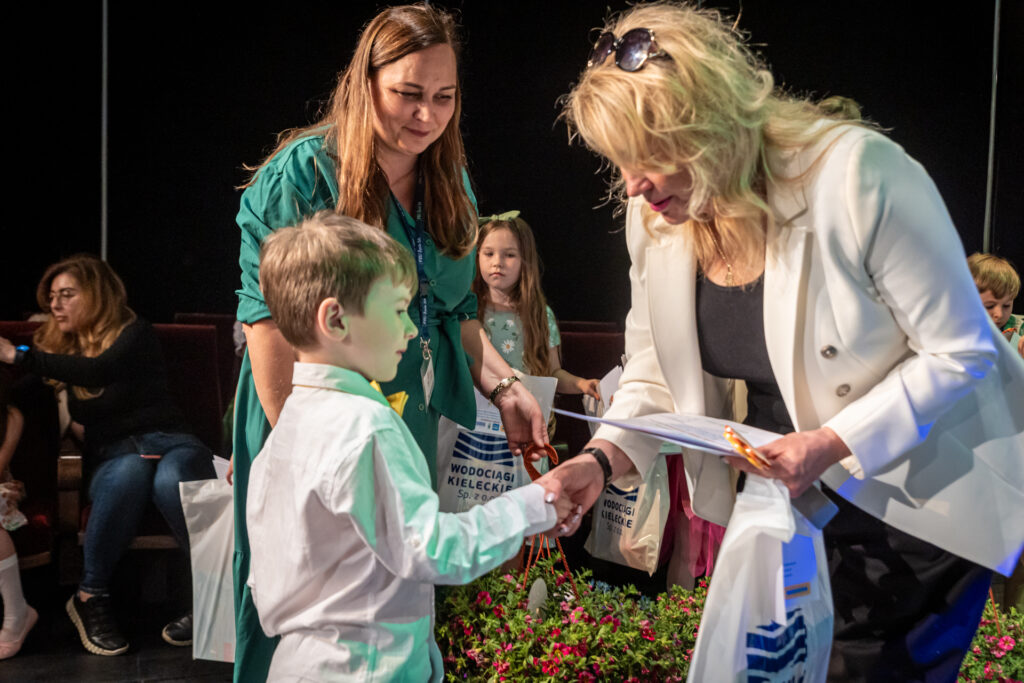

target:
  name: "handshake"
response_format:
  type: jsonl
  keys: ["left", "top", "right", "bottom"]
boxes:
{"left": 527, "top": 449, "right": 615, "bottom": 538}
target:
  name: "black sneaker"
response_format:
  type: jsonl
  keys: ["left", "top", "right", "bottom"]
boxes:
{"left": 66, "top": 594, "right": 129, "bottom": 656}
{"left": 161, "top": 612, "right": 192, "bottom": 646}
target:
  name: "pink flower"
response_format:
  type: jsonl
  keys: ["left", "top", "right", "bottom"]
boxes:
{"left": 475, "top": 591, "right": 492, "bottom": 607}
{"left": 494, "top": 661, "right": 510, "bottom": 674}
{"left": 462, "top": 625, "right": 473, "bottom": 637}
{"left": 641, "top": 626, "right": 656, "bottom": 641}
{"left": 991, "top": 647, "right": 1005, "bottom": 659}
{"left": 550, "top": 627, "right": 562, "bottom": 637}
{"left": 998, "top": 635, "right": 1015, "bottom": 651}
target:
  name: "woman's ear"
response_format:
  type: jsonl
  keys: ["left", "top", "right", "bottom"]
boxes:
{"left": 316, "top": 297, "right": 348, "bottom": 341}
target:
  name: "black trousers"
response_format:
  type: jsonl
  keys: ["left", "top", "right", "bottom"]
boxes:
{"left": 823, "top": 487, "right": 992, "bottom": 683}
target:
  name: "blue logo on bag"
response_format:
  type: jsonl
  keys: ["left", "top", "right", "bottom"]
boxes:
{"left": 745, "top": 608, "right": 808, "bottom": 683}
{"left": 606, "top": 483, "right": 639, "bottom": 502}
{"left": 452, "top": 431, "right": 516, "bottom": 467}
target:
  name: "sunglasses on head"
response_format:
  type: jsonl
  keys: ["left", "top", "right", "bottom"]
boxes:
{"left": 587, "top": 28, "right": 667, "bottom": 72}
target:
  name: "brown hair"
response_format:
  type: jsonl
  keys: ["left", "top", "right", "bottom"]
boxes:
{"left": 33, "top": 254, "right": 136, "bottom": 399}
{"left": 473, "top": 216, "right": 551, "bottom": 376}
{"left": 562, "top": 2, "right": 866, "bottom": 272}
{"left": 260, "top": 210, "right": 417, "bottom": 349}
{"left": 968, "top": 252, "right": 1021, "bottom": 300}
{"left": 244, "top": 3, "right": 477, "bottom": 258}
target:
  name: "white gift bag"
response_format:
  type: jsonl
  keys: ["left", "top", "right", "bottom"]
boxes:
{"left": 584, "top": 456, "right": 669, "bottom": 575}
{"left": 180, "top": 478, "right": 236, "bottom": 663}
{"left": 687, "top": 475, "right": 833, "bottom": 682}
{"left": 437, "top": 375, "right": 556, "bottom": 513}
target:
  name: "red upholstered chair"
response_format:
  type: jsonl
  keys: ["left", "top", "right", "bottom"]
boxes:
{"left": 73, "top": 323, "right": 223, "bottom": 553}
{"left": 557, "top": 320, "right": 622, "bottom": 333}
{"left": 1, "top": 321, "right": 225, "bottom": 584}
{"left": 552, "top": 330, "right": 626, "bottom": 457}
{"left": 173, "top": 312, "right": 240, "bottom": 414}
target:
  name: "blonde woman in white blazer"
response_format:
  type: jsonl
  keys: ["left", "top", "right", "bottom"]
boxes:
{"left": 550, "top": 3, "right": 1024, "bottom": 681}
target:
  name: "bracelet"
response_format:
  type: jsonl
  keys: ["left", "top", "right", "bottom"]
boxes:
{"left": 488, "top": 375, "right": 520, "bottom": 403}
{"left": 580, "top": 446, "right": 612, "bottom": 488}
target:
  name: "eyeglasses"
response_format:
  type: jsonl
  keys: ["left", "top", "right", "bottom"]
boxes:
{"left": 587, "top": 28, "right": 667, "bottom": 72}
{"left": 47, "top": 288, "right": 78, "bottom": 309}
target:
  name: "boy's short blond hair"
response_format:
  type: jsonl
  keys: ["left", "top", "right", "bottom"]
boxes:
{"left": 968, "top": 252, "right": 1021, "bottom": 301}
{"left": 260, "top": 211, "right": 417, "bottom": 348}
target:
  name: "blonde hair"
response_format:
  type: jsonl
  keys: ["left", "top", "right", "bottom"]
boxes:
{"left": 473, "top": 216, "right": 551, "bottom": 376}
{"left": 33, "top": 254, "right": 136, "bottom": 399}
{"left": 260, "top": 211, "right": 417, "bottom": 348}
{"left": 244, "top": 3, "right": 477, "bottom": 259}
{"left": 968, "top": 252, "right": 1021, "bottom": 300}
{"left": 562, "top": 1, "right": 865, "bottom": 271}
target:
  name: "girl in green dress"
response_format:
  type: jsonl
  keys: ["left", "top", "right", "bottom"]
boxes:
{"left": 231, "top": 5, "right": 547, "bottom": 681}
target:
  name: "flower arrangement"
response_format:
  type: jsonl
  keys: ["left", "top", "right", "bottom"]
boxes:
{"left": 959, "top": 599, "right": 1023, "bottom": 682}
{"left": 437, "top": 553, "right": 702, "bottom": 682}
{"left": 438, "top": 552, "right": 1022, "bottom": 681}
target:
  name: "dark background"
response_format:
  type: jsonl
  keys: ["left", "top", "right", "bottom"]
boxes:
{"left": 5, "top": 1, "right": 1021, "bottom": 325}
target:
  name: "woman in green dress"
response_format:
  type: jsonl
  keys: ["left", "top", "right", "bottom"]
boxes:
{"left": 230, "top": 4, "right": 547, "bottom": 681}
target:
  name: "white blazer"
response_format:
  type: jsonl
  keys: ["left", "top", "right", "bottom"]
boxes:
{"left": 594, "top": 124, "right": 1024, "bottom": 575}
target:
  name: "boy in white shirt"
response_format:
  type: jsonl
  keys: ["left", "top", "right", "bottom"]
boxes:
{"left": 246, "top": 211, "right": 574, "bottom": 681}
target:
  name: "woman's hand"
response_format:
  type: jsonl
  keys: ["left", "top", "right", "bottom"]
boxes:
{"left": 0, "top": 337, "right": 16, "bottom": 364}
{"left": 725, "top": 427, "right": 850, "bottom": 498}
{"left": 538, "top": 439, "right": 634, "bottom": 535}
{"left": 492, "top": 380, "right": 547, "bottom": 456}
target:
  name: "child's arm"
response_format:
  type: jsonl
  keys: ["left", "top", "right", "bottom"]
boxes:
{"left": 0, "top": 407, "right": 24, "bottom": 473}
{"left": 327, "top": 424, "right": 561, "bottom": 586}
{"left": 549, "top": 345, "right": 601, "bottom": 399}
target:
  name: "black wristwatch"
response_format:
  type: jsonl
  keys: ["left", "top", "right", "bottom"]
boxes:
{"left": 580, "top": 446, "right": 612, "bottom": 488}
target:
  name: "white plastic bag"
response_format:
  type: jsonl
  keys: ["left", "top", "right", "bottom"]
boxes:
{"left": 437, "top": 375, "right": 556, "bottom": 513}
{"left": 180, "top": 478, "right": 236, "bottom": 663}
{"left": 688, "top": 474, "right": 833, "bottom": 682}
{"left": 584, "top": 456, "right": 669, "bottom": 575}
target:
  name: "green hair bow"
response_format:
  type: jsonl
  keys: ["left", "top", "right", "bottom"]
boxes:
{"left": 478, "top": 210, "right": 521, "bottom": 225}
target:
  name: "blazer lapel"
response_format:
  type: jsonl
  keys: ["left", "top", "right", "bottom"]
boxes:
{"left": 646, "top": 233, "right": 706, "bottom": 414}
{"left": 764, "top": 171, "right": 812, "bottom": 430}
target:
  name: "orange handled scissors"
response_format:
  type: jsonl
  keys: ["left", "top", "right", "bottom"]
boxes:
{"left": 723, "top": 425, "right": 772, "bottom": 470}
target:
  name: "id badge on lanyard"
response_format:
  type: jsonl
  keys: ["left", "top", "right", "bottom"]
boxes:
{"left": 391, "top": 173, "right": 434, "bottom": 406}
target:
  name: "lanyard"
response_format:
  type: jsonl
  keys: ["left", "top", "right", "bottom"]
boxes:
{"left": 390, "top": 173, "right": 431, "bottom": 360}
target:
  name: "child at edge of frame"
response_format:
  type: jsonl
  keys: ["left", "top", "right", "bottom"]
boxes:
{"left": 244, "top": 209, "right": 576, "bottom": 681}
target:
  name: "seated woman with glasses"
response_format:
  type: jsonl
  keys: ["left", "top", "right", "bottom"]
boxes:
{"left": 0, "top": 255, "right": 216, "bottom": 657}
{"left": 547, "top": 2, "right": 1024, "bottom": 680}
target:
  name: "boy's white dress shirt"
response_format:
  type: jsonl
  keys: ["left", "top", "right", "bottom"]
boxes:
{"left": 246, "top": 362, "right": 556, "bottom": 682}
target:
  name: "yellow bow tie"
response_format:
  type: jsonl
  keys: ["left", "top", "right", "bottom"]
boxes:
{"left": 370, "top": 382, "right": 409, "bottom": 417}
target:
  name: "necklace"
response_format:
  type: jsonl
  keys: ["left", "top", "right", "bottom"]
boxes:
{"left": 708, "top": 229, "right": 734, "bottom": 286}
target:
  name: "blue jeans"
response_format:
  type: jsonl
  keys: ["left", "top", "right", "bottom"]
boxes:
{"left": 80, "top": 431, "right": 216, "bottom": 595}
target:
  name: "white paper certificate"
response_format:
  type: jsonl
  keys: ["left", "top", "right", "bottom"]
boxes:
{"left": 551, "top": 408, "right": 782, "bottom": 456}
